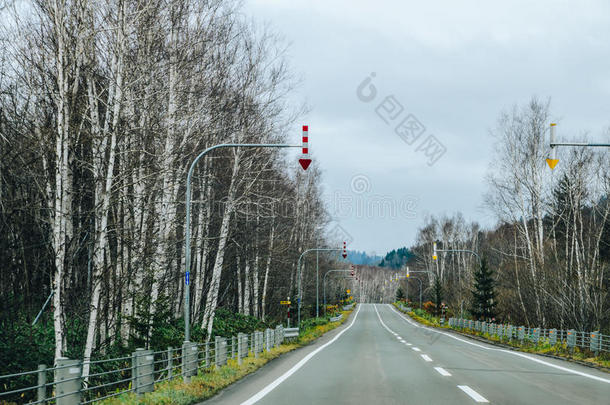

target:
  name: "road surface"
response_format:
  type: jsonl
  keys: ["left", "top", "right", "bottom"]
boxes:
{"left": 201, "top": 304, "right": 610, "bottom": 404}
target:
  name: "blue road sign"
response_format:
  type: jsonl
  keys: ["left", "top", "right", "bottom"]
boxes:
{"left": 185, "top": 271, "right": 190, "bottom": 285}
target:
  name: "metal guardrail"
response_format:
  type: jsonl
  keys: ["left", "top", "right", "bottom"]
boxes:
{"left": 284, "top": 327, "right": 299, "bottom": 339}
{"left": 447, "top": 318, "right": 609, "bottom": 354}
{"left": 0, "top": 325, "right": 286, "bottom": 404}
{"left": 329, "top": 314, "right": 343, "bottom": 322}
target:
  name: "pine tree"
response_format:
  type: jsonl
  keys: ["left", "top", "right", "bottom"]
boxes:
{"left": 433, "top": 277, "right": 443, "bottom": 316}
{"left": 470, "top": 258, "right": 496, "bottom": 321}
{"left": 395, "top": 287, "right": 405, "bottom": 301}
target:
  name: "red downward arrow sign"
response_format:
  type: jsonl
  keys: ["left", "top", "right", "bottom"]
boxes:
{"left": 299, "top": 158, "right": 312, "bottom": 170}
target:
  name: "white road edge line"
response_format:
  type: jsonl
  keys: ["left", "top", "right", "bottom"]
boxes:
{"left": 374, "top": 304, "right": 399, "bottom": 336}
{"left": 457, "top": 385, "right": 489, "bottom": 403}
{"left": 240, "top": 304, "right": 362, "bottom": 405}
{"left": 421, "top": 354, "right": 433, "bottom": 362}
{"left": 434, "top": 367, "right": 451, "bottom": 376}
{"left": 387, "top": 304, "right": 610, "bottom": 384}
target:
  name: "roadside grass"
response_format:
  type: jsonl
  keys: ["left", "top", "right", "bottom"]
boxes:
{"left": 393, "top": 302, "right": 610, "bottom": 371}
{"left": 100, "top": 309, "right": 353, "bottom": 404}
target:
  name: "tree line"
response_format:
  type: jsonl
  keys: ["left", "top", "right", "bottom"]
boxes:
{"left": 0, "top": 0, "right": 342, "bottom": 377}
{"left": 405, "top": 99, "right": 609, "bottom": 332}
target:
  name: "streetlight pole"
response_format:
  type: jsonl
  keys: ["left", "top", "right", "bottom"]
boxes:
{"left": 184, "top": 143, "right": 300, "bottom": 343}
{"left": 296, "top": 248, "right": 343, "bottom": 326}
{"left": 316, "top": 251, "right": 319, "bottom": 318}
{"left": 323, "top": 269, "right": 352, "bottom": 315}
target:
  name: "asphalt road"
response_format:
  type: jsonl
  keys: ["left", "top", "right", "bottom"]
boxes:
{"left": 201, "top": 304, "right": 610, "bottom": 404}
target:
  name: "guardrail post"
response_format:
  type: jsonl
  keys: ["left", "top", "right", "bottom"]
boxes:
{"left": 567, "top": 329, "right": 576, "bottom": 351}
{"left": 182, "top": 341, "right": 198, "bottom": 380}
{"left": 237, "top": 333, "right": 244, "bottom": 365}
{"left": 54, "top": 358, "right": 82, "bottom": 405}
{"left": 532, "top": 328, "right": 540, "bottom": 344}
{"left": 215, "top": 336, "right": 228, "bottom": 367}
{"left": 265, "top": 329, "right": 272, "bottom": 352}
{"left": 132, "top": 348, "right": 154, "bottom": 394}
{"left": 37, "top": 364, "right": 47, "bottom": 404}
{"left": 590, "top": 331, "right": 600, "bottom": 355}
{"left": 549, "top": 329, "right": 557, "bottom": 346}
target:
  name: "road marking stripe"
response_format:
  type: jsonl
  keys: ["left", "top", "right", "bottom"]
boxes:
{"left": 421, "top": 354, "right": 432, "bottom": 362}
{"left": 434, "top": 367, "right": 451, "bottom": 376}
{"left": 406, "top": 343, "right": 412, "bottom": 346}
{"left": 458, "top": 385, "right": 489, "bottom": 403}
{"left": 387, "top": 304, "right": 610, "bottom": 384}
{"left": 240, "top": 304, "right": 362, "bottom": 405}
{"left": 412, "top": 347, "right": 421, "bottom": 352}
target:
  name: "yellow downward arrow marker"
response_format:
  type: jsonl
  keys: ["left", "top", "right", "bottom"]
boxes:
{"left": 546, "top": 159, "right": 559, "bottom": 169}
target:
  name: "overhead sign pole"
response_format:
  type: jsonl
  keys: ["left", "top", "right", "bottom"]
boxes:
{"left": 183, "top": 125, "right": 308, "bottom": 343}
{"left": 546, "top": 123, "right": 610, "bottom": 170}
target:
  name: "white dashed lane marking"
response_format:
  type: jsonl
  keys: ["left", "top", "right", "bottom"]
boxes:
{"left": 458, "top": 385, "right": 489, "bottom": 403}
{"left": 421, "top": 354, "right": 433, "bottom": 362}
{"left": 434, "top": 367, "right": 452, "bottom": 376}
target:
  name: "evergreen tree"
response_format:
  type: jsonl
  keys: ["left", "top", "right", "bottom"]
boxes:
{"left": 379, "top": 247, "right": 413, "bottom": 269}
{"left": 395, "top": 287, "right": 405, "bottom": 301}
{"left": 470, "top": 258, "right": 496, "bottom": 320}
{"left": 433, "top": 277, "right": 443, "bottom": 316}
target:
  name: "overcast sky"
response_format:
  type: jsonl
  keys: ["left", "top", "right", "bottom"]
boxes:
{"left": 245, "top": 0, "right": 610, "bottom": 255}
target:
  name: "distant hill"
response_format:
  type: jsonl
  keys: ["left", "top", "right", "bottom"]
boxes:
{"left": 379, "top": 247, "right": 413, "bottom": 269}
{"left": 348, "top": 250, "right": 383, "bottom": 266}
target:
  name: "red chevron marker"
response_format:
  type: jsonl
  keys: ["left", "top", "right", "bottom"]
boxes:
{"left": 299, "top": 125, "right": 312, "bottom": 170}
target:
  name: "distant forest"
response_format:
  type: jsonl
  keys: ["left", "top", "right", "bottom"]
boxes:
{"left": 347, "top": 250, "right": 382, "bottom": 266}
{"left": 379, "top": 247, "right": 413, "bottom": 269}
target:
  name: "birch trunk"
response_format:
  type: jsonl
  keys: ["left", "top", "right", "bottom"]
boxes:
{"left": 82, "top": 1, "right": 125, "bottom": 380}
{"left": 243, "top": 257, "right": 251, "bottom": 316}
{"left": 201, "top": 149, "right": 241, "bottom": 337}
{"left": 261, "top": 223, "right": 274, "bottom": 321}
{"left": 49, "top": 0, "right": 72, "bottom": 363}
